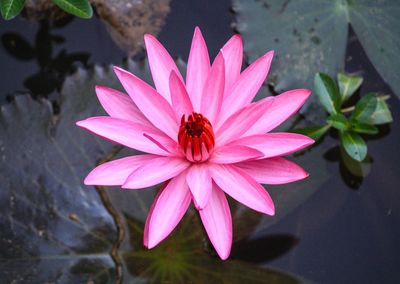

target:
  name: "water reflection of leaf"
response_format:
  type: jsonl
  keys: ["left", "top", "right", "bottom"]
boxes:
{"left": 1, "top": 22, "right": 89, "bottom": 98}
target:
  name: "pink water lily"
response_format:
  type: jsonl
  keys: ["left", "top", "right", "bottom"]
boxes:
{"left": 77, "top": 27, "right": 314, "bottom": 260}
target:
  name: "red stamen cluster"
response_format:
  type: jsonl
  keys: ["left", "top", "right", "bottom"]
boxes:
{"left": 178, "top": 112, "right": 215, "bottom": 162}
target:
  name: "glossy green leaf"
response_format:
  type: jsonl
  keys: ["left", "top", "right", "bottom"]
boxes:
{"left": 337, "top": 72, "right": 363, "bottom": 103}
{"left": 292, "top": 125, "right": 330, "bottom": 142}
{"left": 314, "top": 73, "right": 341, "bottom": 114}
{"left": 234, "top": 0, "right": 400, "bottom": 104}
{"left": 340, "top": 131, "right": 367, "bottom": 162}
{"left": 0, "top": 0, "right": 25, "bottom": 20}
{"left": 363, "top": 96, "right": 393, "bottom": 125}
{"left": 351, "top": 121, "right": 379, "bottom": 135}
{"left": 351, "top": 93, "right": 378, "bottom": 122}
{"left": 327, "top": 113, "right": 349, "bottom": 131}
{"left": 52, "top": 0, "right": 93, "bottom": 18}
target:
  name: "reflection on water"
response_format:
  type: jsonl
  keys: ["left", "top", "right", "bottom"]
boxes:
{"left": 2, "top": 22, "right": 89, "bottom": 99}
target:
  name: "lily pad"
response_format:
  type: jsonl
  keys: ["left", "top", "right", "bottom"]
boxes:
{"left": 0, "top": 60, "right": 154, "bottom": 282}
{"left": 233, "top": 0, "right": 400, "bottom": 103}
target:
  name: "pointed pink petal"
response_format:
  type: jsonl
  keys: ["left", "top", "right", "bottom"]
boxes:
{"left": 209, "top": 145, "right": 263, "bottom": 164}
{"left": 186, "top": 27, "right": 210, "bottom": 111}
{"left": 221, "top": 34, "right": 243, "bottom": 94}
{"left": 219, "top": 51, "right": 274, "bottom": 124}
{"left": 144, "top": 172, "right": 191, "bottom": 248}
{"left": 76, "top": 117, "right": 178, "bottom": 156}
{"left": 113, "top": 66, "right": 178, "bottom": 140}
{"left": 236, "top": 157, "right": 309, "bottom": 184}
{"left": 186, "top": 164, "right": 212, "bottom": 210}
{"left": 210, "top": 164, "right": 275, "bottom": 215}
{"left": 199, "top": 183, "right": 232, "bottom": 260}
{"left": 122, "top": 156, "right": 189, "bottom": 189}
{"left": 215, "top": 97, "right": 274, "bottom": 146}
{"left": 144, "top": 34, "right": 184, "bottom": 102}
{"left": 200, "top": 51, "right": 225, "bottom": 124}
{"left": 170, "top": 71, "right": 193, "bottom": 120}
{"left": 244, "top": 89, "right": 311, "bottom": 136}
{"left": 231, "top": 133, "right": 314, "bottom": 158}
{"left": 95, "top": 86, "right": 151, "bottom": 127}
{"left": 84, "top": 155, "right": 155, "bottom": 186}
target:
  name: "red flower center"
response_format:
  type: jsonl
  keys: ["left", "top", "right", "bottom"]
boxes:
{"left": 178, "top": 112, "right": 215, "bottom": 163}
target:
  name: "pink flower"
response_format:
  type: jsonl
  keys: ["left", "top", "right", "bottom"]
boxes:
{"left": 77, "top": 27, "right": 313, "bottom": 260}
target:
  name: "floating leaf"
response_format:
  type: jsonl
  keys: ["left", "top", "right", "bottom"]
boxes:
{"left": 314, "top": 73, "right": 341, "bottom": 114}
{"left": 351, "top": 93, "right": 378, "bottom": 122}
{"left": 340, "top": 131, "right": 367, "bottom": 161}
{"left": 340, "top": 147, "right": 373, "bottom": 178}
{"left": 327, "top": 113, "right": 349, "bottom": 131}
{"left": 0, "top": 61, "right": 155, "bottom": 282}
{"left": 52, "top": 0, "right": 92, "bottom": 18}
{"left": 337, "top": 72, "right": 363, "bottom": 103}
{"left": 351, "top": 121, "right": 379, "bottom": 135}
{"left": 292, "top": 125, "right": 330, "bottom": 142}
{"left": 0, "top": 0, "right": 25, "bottom": 20}
{"left": 233, "top": 0, "right": 400, "bottom": 102}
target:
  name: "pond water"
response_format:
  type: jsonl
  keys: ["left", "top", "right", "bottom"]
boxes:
{"left": 0, "top": 0, "right": 399, "bottom": 283}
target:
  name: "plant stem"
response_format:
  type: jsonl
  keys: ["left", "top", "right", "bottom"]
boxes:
{"left": 341, "top": 95, "right": 390, "bottom": 113}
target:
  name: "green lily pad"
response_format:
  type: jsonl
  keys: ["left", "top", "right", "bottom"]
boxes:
{"left": 233, "top": 0, "right": 400, "bottom": 103}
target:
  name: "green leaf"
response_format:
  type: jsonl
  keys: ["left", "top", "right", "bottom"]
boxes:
{"left": 340, "top": 147, "right": 373, "bottom": 178}
{"left": 52, "top": 0, "right": 93, "bottom": 18}
{"left": 340, "top": 131, "right": 367, "bottom": 162}
{"left": 314, "top": 73, "right": 341, "bottom": 114}
{"left": 327, "top": 113, "right": 349, "bottom": 131}
{"left": 337, "top": 72, "right": 363, "bottom": 103}
{"left": 292, "top": 125, "right": 330, "bottom": 142}
{"left": 0, "top": 0, "right": 25, "bottom": 20}
{"left": 233, "top": 0, "right": 400, "bottom": 105}
{"left": 351, "top": 93, "right": 378, "bottom": 122}
{"left": 365, "top": 97, "right": 393, "bottom": 125}
{"left": 351, "top": 121, "right": 379, "bottom": 135}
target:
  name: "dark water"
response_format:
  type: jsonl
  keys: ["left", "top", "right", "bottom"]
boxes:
{"left": 1, "top": 0, "right": 399, "bottom": 283}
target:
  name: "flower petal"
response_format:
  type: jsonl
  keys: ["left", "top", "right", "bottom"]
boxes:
{"left": 186, "top": 164, "right": 212, "bottom": 210}
{"left": 200, "top": 51, "right": 225, "bottom": 124}
{"left": 209, "top": 145, "right": 263, "bottom": 164}
{"left": 144, "top": 34, "right": 184, "bottom": 102}
{"left": 244, "top": 89, "right": 311, "bottom": 136}
{"left": 84, "top": 155, "right": 155, "bottom": 186}
{"left": 186, "top": 27, "right": 210, "bottom": 111}
{"left": 236, "top": 157, "right": 309, "bottom": 184}
{"left": 199, "top": 183, "right": 232, "bottom": 260}
{"left": 216, "top": 97, "right": 274, "bottom": 146}
{"left": 170, "top": 71, "right": 193, "bottom": 120}
{"left": 113, "top": 66, "right": 178, "bottom": 140}
{"left": 219, "top": 51, "right": 274, "bottom": 124}
{"left": 210, "top": 164, "right": 275, "bottom": 215}
{"left": 95, "top": 86, "right": 151, "bottom": 127}
{"left": 144, "top": 172, "right": 191, "bottom": 248}
{"left": 122, "top": 156, "right": 189, "bottom": 189}
{"left": 221, "top": 34, "right": 243, "bottom": 94}
{"left": 76, "top": 117, "right": 178, "bottom": 156}
{"left": 231, "top": 133, "right": 314, "bottom": 158}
